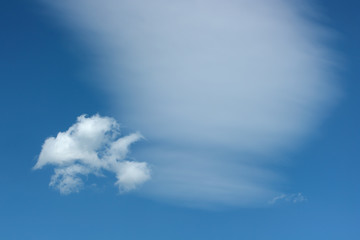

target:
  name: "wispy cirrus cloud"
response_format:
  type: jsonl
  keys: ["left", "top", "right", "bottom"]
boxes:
{"left": 269, "top": 193, "right": 307, "bottom": 204}
{"left": 34, "top": 114, "right": 150, "bottom": 194}
{"left": 40, "top": 0, "right": 338, "bottom": 206}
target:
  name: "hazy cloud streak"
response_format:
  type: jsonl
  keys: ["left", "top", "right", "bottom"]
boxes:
{"left": 41, "top": 0, "right": 338, "bottom": 206}
{"left": 269, "top": 193, "right": 307, "bottom": 204}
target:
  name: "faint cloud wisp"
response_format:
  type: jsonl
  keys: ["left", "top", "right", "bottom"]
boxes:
{"left": 269, "top": 193, "right": 308, "bottom": 204}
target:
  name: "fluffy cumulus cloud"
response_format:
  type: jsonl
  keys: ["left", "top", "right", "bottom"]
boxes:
{"left": 34, "top": 114, "right": 150, "bottom": 194}
{"left": 40, "top": 0, "right": 338, "bottom": 206}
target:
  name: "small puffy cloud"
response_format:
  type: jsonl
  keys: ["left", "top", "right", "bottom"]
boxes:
{"left": 34, "top": 114, "right": 150, "bottom": 194}
{"left": 269, "top": 193, "right": 307, "bottom": 205}
{"left": 115, "top": 161, "right": 151, "bottom": 192}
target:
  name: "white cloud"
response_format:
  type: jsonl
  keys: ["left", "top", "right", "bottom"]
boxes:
{"left": 115, "top": 161, "right": 151, "bottom": 192}
{"left": 34, "top": 114, "right": 150, "bottom": 194}
{"left": 41, "top": 0, "right": 338, "bottom": 206}
{"left": 269, "top": 193, "right": 307, "bottom": 204}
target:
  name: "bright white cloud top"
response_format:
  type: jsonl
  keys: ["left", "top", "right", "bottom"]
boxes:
{"left": 34, "top": 114, "right": 150, "bottom": 194}
{"left": 41, "top": 0, "right": 338, "bottom": 206}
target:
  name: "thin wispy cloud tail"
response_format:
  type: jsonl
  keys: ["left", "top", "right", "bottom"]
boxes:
{"left": 269, "top": 193, "right": 307, "bottom": 205}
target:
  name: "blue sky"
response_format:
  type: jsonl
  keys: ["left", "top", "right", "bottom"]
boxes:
{"left": 1, "top": 0, "right": 359, "bottom": 239}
